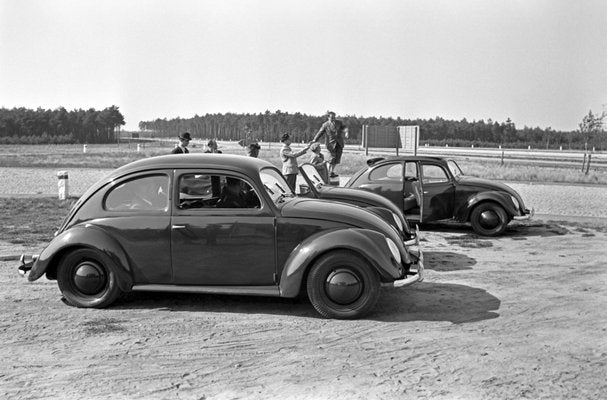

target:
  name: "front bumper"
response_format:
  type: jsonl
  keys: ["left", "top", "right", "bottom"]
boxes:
{"left": 17, "top": 254, "right": 37, "bottom": 277}
{"left": 383, "top": 226, "right": 425, "bottom": 288}
{"left": 513, "top": 207, "right": 535, "bottom": 221}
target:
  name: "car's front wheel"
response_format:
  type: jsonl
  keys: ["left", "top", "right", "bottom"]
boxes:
{"left": 307, "top": 250, "right": 380, "bottom": 319}
{"left": 57, "top": 248, "right": 121, "bottom": 308}
{"left": 470, "top": 202, "right": 509, "bottom": 236}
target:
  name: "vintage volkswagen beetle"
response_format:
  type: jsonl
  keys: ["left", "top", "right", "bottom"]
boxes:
{"left": 19, "top": 154, "right": 423, "bottom": 319}
{"left": 298, "top": 163, "right": 417, "bottom": 244}
{"left": 345, "top": 156, "right": 533, "bottom": 236}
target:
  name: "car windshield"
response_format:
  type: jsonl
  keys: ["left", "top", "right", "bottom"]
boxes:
{"left": 447, "top": 159, "right": 464, "bottom": 180}
{"left": 300, "top": 164, "right": 324, "bottom": 189}
{"left": 260, "top": 168, "right": 296, "bottom": 206}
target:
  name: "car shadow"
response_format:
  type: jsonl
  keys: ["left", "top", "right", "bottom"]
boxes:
{"left": 113, "top": 282, "right": 499, "bottom": 324}
{"left": 421, "top": 220, "right": 571, "bottom": 239}
{"left": 372, "top": 282, "right": 500, "bottom": 324}
{"left": 424, "top": 251, "right": 476, "bottom": 271}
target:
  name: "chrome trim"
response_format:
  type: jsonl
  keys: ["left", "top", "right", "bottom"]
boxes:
{"left": 132, "top": 284, "right": 281, "bottom": 297}
{"left": 513, "top": 207, "right": 534, "bottom": 221}
{"left": 382, "top": 248, "right": 425, "bottom": 288}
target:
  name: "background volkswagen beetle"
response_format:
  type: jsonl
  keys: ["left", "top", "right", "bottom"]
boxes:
{"left": 345, "top": 156, "right": 533, "bottom": 236}
{"left": 19, "top": 154, "right": 423, "bottom": 319}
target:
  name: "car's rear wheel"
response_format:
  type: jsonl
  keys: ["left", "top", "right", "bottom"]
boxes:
{"left": 306, "top": 250, "right": 380, "bottom": 319}
{"left": 470, "top": 202, "right": 509, "bottom": 236}
{"left": 57, "top": 248, "right": 121, "bottom": 308}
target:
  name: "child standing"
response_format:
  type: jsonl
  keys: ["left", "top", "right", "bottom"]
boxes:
{"left": 309, "top": 142, "right": 329, "bottom": 183}
{"left": 280, "top": 133, "right": 309, "bottom": 191}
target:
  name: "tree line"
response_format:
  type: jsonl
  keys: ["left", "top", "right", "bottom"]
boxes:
{"left": 139, "top": 111, "right": 605, "bottom": 151}
{"left": 2, "top": 107, "right": 604, "bottom": 150}
{"left": 0, "top": 106, "right": 125, "bottom": 144}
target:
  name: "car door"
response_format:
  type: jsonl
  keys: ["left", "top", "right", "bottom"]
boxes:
{"left": 101, "top": 172, "right": 173, "bottom": 284}
{"left": 357, "top": 162, "right": 405, "bottom": 210}
{"left": 170, "top": 170, "right": 276, "bottom": 286}
{"left": 420, "top": 162, "right": 455, "bottom": 222}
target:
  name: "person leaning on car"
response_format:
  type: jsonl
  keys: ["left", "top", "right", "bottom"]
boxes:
{"left": 171, "top": 132, "right": 191, "bottom": 154}
{"left": 311, "top": 111, "right": 346, "bottom": 178}
{"left": 280, "top": 133, "right": 310, "bottom": 191}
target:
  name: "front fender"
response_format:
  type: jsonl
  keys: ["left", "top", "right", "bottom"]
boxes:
{"left": 455, "top": 191, "right": 518, "bottom": 222}
{"left": 279, "top": 228, "right": 401, "bottom": 298}
{"left": 28, "top": 225, "right": 134, "bottom": 292}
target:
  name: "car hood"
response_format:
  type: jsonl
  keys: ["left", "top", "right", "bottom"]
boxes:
{"left": 317, "top": 186, "right": 411, "bottom": 234}
{"left": 457, "top": 176, "right": 518, "bottom": 196}
{"left": 281, "top": 197, "right": 399, "bottom": 240}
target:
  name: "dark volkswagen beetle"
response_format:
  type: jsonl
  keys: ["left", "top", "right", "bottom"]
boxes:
{"left": 345, "top": 156, "right": 533, "bottom": 236}
{"left": 298, "top": 163, "right": 417, "bottom": 244}
{"left": 19, "top": 154, "right": 423, "bottom": 319}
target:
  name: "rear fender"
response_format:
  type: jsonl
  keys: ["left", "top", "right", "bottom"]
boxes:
{"left": 455, "top": 192, "right": 518, "bottom": 222}
{"left": 279, "top": 228, "right": 401, "bottom": 298}
{"left": 28, "top": 225, "right": 134, "bottom": 292}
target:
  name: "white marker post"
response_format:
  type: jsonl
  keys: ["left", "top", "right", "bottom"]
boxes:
{"left": 57, "top": 171, "right": 69, "bottom": 200}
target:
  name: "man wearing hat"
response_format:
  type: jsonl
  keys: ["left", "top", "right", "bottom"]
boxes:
{"left": 171, "top": 132, "right": 191, "bottom": 154}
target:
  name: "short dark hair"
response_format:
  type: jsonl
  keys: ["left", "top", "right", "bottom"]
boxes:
{"left": 280, "top": 133, "right": 290, "bottom": 142}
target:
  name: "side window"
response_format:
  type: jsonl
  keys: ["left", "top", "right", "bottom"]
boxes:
{"left": 105, "top": 175, "right": 169, "bottom": 212}
{"left": 404, "top": 162, "right": 418, "bottom": 180}
{"left": 421, "top": 164, "right": 450, "bottom": 184}
{"left": 369, "top": 163, "right": 402, "bottom": 182}
{"left": 179, "top": 173, "right": 261, "bottom": 209}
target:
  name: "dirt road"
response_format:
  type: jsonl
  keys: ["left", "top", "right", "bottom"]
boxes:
{"left": 2, "top": 218, "right": 606, "bottom": 399}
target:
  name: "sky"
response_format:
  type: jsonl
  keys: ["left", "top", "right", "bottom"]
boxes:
{"left": 1, "top": 0, "right": 606, "bottom": 132}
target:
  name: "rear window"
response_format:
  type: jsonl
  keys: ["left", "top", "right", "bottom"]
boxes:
{"left": 369, "top": 163, "right": 402, "bottom": 182}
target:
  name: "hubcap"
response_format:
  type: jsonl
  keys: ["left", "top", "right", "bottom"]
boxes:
{"left": 73, "top": 262, "right": 106, "bottom": 295}
{"left": 324, "top": 268, "right": 363, "bottom": 305}
{"left": 479, "top": 210, "right": 500, "bottom": 229}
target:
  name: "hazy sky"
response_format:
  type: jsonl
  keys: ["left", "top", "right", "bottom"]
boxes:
{"left": 1, "top": 0, "right": 606, "bottom": 131}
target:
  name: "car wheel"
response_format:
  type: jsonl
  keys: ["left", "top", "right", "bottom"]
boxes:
{"left": 306, "top": 250, "right": 380, "bottom": 319}
{"left": 57, "top": 248, "right": 121, "bottom": 308}
{"left": 470, "top": 202, "right": 509, "bottom": 236}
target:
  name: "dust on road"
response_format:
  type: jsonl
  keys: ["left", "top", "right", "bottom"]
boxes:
{"left": 1, "top": 219, "right": 606, "bottom": 399}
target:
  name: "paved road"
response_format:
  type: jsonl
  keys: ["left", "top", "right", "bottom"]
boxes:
{"left": 2, "top": 167, "right": 607, "bottom": 218}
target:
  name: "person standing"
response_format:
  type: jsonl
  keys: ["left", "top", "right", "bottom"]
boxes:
{"left": 312, "top": 111, "right": 346, "bottom": 178}
{"left": 280, "top": 133, "right": 309, "bottom": 191}
{"left": 204, "top": 139, "right": 222, "bottom": 153}
{"left": 309, "top": 142, "right": 329, "bottom": 183}
{"left": 171, "top": 132, "right": 191, "bottom": 154}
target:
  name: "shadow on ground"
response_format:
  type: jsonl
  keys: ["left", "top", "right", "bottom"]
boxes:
{"left": 424, "top": 251, "right": 477, "bottom": 271}
{"left": 421, "top": 220, "right": 572, "bottom": 240}
{"left": 111, "top": 282, "right": 499, "bottom": 324}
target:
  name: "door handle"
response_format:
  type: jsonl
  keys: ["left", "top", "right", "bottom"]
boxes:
{"left": 172, "top": 225, "right": 187, "bottom": 229}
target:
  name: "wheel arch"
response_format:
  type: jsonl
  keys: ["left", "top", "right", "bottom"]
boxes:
{"left": 456, "top": 192, "right": 517, "bottom": 222}
{"left": 278, "top": 228, "right": 401, "bottom": 298}
{"left": 29, "top": 225, "right": 134, "bottom": 292}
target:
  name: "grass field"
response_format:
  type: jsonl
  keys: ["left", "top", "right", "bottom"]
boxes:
{"left": 2, "top": 142, "right": 607, "bottom": 185}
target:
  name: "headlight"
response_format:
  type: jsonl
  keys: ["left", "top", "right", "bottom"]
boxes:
{"left": 510, "top": 195, "right": 520, "bottom": 211}
{"left": 385, "top": 238, "right": 402, "bottom": 264}
{"left": 392, "top": 212, "right": 404, "bottom": 232}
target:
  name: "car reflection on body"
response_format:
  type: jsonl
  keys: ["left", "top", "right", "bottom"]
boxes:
{"left": 345, "top": 156, "right": 533, "bottom": 236}
{"left": 19, "top": 154, "right": 423, "bottom": 319}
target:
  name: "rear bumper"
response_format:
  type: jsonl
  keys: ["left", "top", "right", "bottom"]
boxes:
{"left": 513, "top": 207, "right": 534, "bottom": 221}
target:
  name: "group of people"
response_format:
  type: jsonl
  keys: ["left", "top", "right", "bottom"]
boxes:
{"left": 280, "top": 110, "right": 347, "bottom": 190}
{"left": 170, "top": 132, "right": 223, "bottom": 155}
{"left": 171, "top": 110, "right": 348, "bottom": 192}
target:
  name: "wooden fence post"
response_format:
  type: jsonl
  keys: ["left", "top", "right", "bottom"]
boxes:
{"left": 582, "top": 153, "right": 587, "bottom": 171}
{"left": 585, "top": 154, "right": 592, "bottom": 175}
{"left": 501, "top": 150, "right": 504, "bottom": 165}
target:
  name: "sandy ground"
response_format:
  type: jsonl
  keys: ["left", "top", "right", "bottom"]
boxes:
{"left": 1, "top": 219, "right": 606, "bottom": 399}
{"left": 1, "top": 167, "right": 607, "bottom": 399}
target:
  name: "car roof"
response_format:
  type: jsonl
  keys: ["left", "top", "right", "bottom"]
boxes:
{"left": 110, "top": 154, "right": 275, "bottom": 178}
{"left": 367, "top": 155, "right": 447, "bottom": 166}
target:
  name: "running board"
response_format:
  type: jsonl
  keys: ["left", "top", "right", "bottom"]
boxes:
{"left": 131, "top": 284, "right": 281, "bottom": 297}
